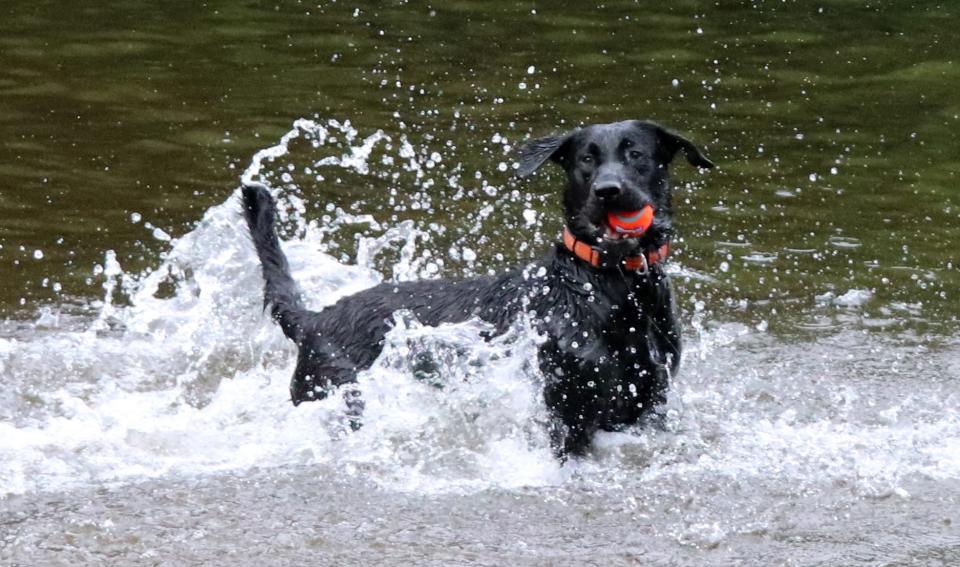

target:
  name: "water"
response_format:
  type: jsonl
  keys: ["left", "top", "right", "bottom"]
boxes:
{"left": 2, "top": 2, "right": 960, "bottom": 565}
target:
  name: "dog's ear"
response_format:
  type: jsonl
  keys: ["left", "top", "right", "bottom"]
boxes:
{"left": 515, "top": 133, "right": 573, "bottom": 178}
{"left": 643, "top": 122, "right": 715, "bottom": 169}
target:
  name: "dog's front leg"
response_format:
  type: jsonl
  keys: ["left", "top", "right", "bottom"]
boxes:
{"left": 539, "top": 346, "right": 596, "bottom": 459}
{"left": 547, "top": 414, "right": 592, "bottom": 460}
{"left": 643, "top": 265, "right": 682, "bottom": 376}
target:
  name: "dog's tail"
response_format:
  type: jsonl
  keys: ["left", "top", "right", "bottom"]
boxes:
{"left": 241, "top": 181, "right": 312, "bottom": 343}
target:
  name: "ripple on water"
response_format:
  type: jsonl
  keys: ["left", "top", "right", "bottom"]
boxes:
{"left": 828, "top": 236, "right": 862, "bottom": 249}
{"left": 741, "top": 252, "right": 778, "bottom": 265}
{"left": 783, "top": 247, "right": 818, "bottom": 255}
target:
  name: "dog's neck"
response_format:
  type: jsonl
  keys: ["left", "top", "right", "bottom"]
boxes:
{"left": 561, "top": 227, "right": 670, "bottom": 273}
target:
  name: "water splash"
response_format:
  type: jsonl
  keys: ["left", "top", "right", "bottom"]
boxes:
{"left": 1, "top": 118, "right": 958, "bottom": 508}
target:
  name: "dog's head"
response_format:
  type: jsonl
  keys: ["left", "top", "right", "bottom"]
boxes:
{"left": 517, "top": 120, "right": 713, "bottom": 247}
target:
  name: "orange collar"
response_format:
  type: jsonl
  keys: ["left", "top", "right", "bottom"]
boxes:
{"left": 562, "top": 226, "right": 670, "bottom": 272}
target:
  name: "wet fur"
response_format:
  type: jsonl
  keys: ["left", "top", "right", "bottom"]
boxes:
{"left": 242, "top": 120, "right": 713, "bottom": 457}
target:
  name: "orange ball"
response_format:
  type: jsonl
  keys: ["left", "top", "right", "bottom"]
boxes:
{"left": 607, "top": 205, "right": 655, "bottom": 235}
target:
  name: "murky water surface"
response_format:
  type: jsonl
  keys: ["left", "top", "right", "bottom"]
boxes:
{"left": 2, "top": 1, "right": 959, "bottom": 565}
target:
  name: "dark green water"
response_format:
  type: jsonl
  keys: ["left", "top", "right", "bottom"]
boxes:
{"left": 3, "top": 1, "right": 958, "bottom": 331}
{"left": 3, "top": 2, "right": 960, "bottom": 566}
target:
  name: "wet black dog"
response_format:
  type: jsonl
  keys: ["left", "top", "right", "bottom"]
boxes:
{"left": 242, "top": 120, "right": 713, "bottom": 457}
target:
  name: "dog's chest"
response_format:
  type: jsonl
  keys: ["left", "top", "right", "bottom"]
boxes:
{"left": 538, "top": 303, "right": 660, "bottom": 426}
{"left": 539, "top": 280, "right": 654, "bottom": 370}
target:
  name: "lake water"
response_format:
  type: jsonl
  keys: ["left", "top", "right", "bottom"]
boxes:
{"left": 2, "top": 2, "right": 959, "bottom": 565}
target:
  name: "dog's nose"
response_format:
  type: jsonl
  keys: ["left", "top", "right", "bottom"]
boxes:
{"left": 593, "top": 181, "right": 622, "bottom": 199}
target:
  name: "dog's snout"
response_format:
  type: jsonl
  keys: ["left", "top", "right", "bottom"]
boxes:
{"left": 593, "top": 181, "right": 622, "bottom": 199}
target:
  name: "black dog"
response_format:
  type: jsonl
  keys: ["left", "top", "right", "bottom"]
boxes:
{"left": 242, "top": 120, "right": 713, "bottom": 457}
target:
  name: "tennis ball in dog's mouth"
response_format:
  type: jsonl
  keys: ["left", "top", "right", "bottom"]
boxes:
{"left": 606, "top": 205, "right": 655, "bottom": 235}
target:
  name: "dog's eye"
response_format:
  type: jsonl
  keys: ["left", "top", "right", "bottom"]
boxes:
{"left": 628, "top": 150, "right": 644, "bottom": 160}
{"left": 580, "top": 155, "right": 594, "bottom": 165}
